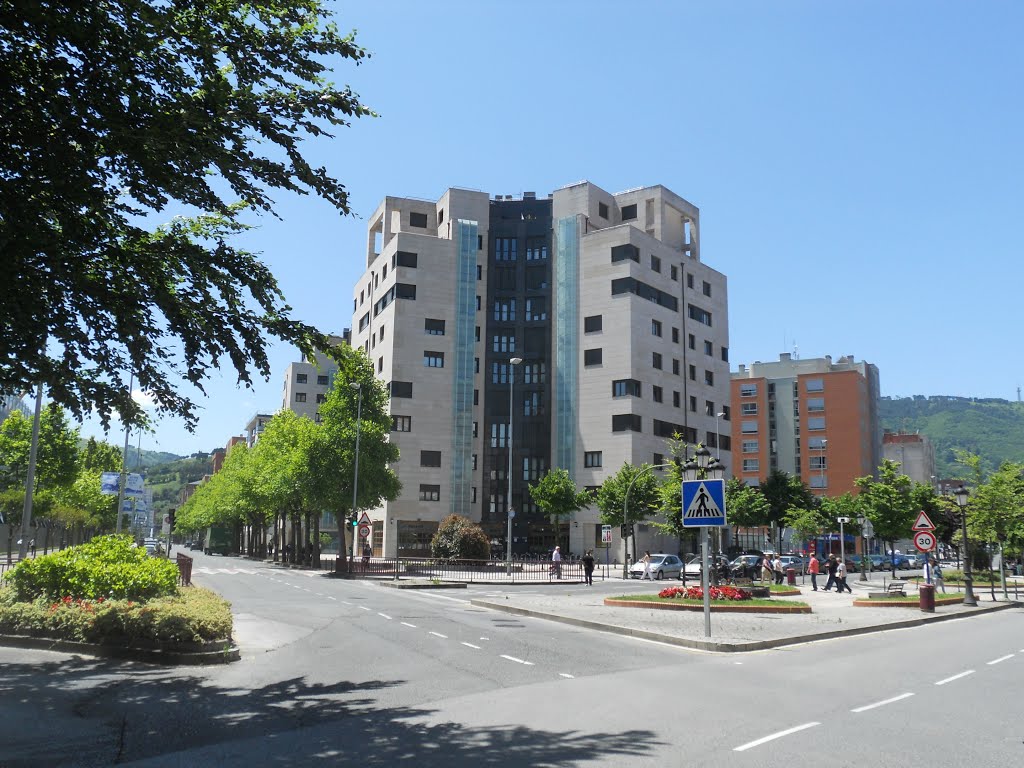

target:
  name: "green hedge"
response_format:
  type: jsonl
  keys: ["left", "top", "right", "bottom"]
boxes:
{"left": 0, "top": 586, "right": 232, "bottom": 645}
{"left": 3, "top": 534, "right": 179, "bottom": 602}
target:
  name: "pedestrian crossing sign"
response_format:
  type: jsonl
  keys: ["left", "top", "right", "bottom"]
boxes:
{"left": 681, "top": 479, "right": 727, "bottom": 527}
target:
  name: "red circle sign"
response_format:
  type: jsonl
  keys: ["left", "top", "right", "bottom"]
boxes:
{"left": 358, "top": 524, "right": 371, "bottom": 539}
{"left": 913, "top": 530, "right": 936, "bottom": 553}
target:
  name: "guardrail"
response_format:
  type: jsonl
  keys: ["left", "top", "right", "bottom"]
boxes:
{"left": 340, "top": 557, "right": 605, "bottom": 583}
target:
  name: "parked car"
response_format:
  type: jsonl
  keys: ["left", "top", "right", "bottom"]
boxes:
{"left": 849, "top": 554, "right": 891, "bottom": 571}
{"left": 628, "top": 554, "right": 684, "bottom": 580}
{"left": 905, "top": 553, "right": 928, "bottom": 568}
{"left": 682, "top": 554, "right": 732, "bottom": 578}
{"left": 890, "top": 554, "right": 912, "bottom": 570}
{"left": 730, "top": 554, "right": 763, "bottom": 579}
{"left": 779, "top": 555, "right": 806, "bottom": 575}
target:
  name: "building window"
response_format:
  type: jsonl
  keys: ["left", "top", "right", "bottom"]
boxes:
{"left": 705, "top": 400, "right": 715, "bottom": 417}
{"left": 671, "top": 327, "right": 679, "bottom": 344}
{"left": 598, "top": 201, "right": 609, "bottom": 219}
{"left": 523, "top": 391, "right": 544, "bottom": 416}
{"left": 611, "top": 244, "right": 640, "bottom": 263}
{"left": 584, "top": 348, "right": 603, "bottom": 366}
{"left": 493, "top": 298, "right": 516, "bottom": 321}
{"left": 688, "top": 304, "right": 712, "bottom": 326}
{"left": 741, "top": 402, "right": 758, "bottom": 415}
{"left": 389, "top": 381, "right": 413, "bottom": 398}
{"left": 294, "top": 392, "right": 306, "bottom": 403}
{"left": 808, "top": 417, "right": 826, "bottom": 431}
{"left": 491, "top": 362, "right": 509, "bottom": 384}
{"left": 742, "top": 440, "right": 758, "bottom": 453}
{"left": 703, "top": 280, "right": 712, "bottom": 297}
{"left": 673, "top": 391, "right": 681, "bottom": 408}
{"left": 721, "top": 347, "right": 729, "bottom": 362}
{"left": 472, "top": 454, "right": 477, "bottom": 470}
{"left": 316, "top": 394, "right": 326, "bottom": 404}
{"left": 688, "top": 333, "right": 696, "bottom": 350}
{"left": 704, "top": 340, "right": 713, "bottom": 356}
{"left": 810, "top": 475, "right": 827, "bottom": 489}
{"left": 409, "top": 211, "right": 428, "bottom": 228}
{"left": 492, "top": 335, "right": 516, "bottom": 353}
{"left": 807, "top": 397, "right": 825, "bottom": 412}
{"left": 392, "top": 415, "right": 411, "bottom": 432}
{"left": 424, "top": 351, "right": 444, "bottom": 368}
{"left": 522, "top": 456, "right": 546, "bottom": 481}
{"left": 418, "top": 484, "right": 440, "bottom": 501}
{"left": 425, "top": 318, "right": 446, "bottom": 335}
{"left": 742, "top": 421, "right": 758, "bottom": 433}
{"left": 612, "top": 414, "right": 642, "bottom": 432}
{"left": 742, "top": 459, "right": 760, "bottom": 473}
{"left": 523, "top": 362, "right": 547, "bottom": 384}
{"left": 525, "top": 297, "right": 547, "bottom": 321}
{"left": 808, "top": 437, "right": 826, "bottom": 449}
{"left": 652, "top": 319, "right": 662, "bottom": 337}
{"left": 740, "top": 383, "right": 758, "bottom": 397}
{"left": 653, "top": 386, "right": 663, "bottom": 403}
{"left": 317, "top": 375, "right": 329, "bottom": 386}
{"left": 670, "top": 265, "right": 678, "bottom": 281}
{"left": 688, "top": 364, "right": 696, "bottom": 381}
{"left": 395, "top": 250, "right": 418, "bottom": 268}
{"left": 672, "top": 359, "right": 680, "bottom": 375}
{"left": 650, "top": 255, "right": 661, "bottom": 273}
{"left": 420, "top": 450, "right": 442, "bottom": 467}
{"left": 653, "top": 352, "right": 663, "bottom": 370}
{"left": 612, "top": 379, "right": 641, "bottom": 398}
{"left": 495, "top": 237, "right": 518, "bottom": 261}
{"left": 490, "top": 422, "right": 509, "bottom": 448}
{"left": 621, "top": 203, "right": 637, "bottom": 220}
{"left": 689, "top": 396, "right": 697, "bottom": 412}
{"left": 806, "top": 378, "right": 825, "bottom": 392}
{"left": 584, "top": 314, "right": 602, "bottom": 332}
{"left": 438, "top": 208, "right": 444, "bottom": 225}
{"left": 584, "top": 451, "right": 602, "bottom": 468}
{"left": 810, "top": 456, "right": 827, "bottom": 470}
{"left": 526, "top": 238, "right": 548, "bottom": 260}
{"left": 296, "top": 373, "right": 308, "bottom": 384}
{"left": 687, "top": 273, "right": 694, "bottom": 289}
{"left": 653, "top": 453, "right": 664, "bottom": 466}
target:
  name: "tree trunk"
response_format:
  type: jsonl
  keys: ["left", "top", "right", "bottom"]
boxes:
{"left": 313, "top": 513, "right": 321, "bottom": 569}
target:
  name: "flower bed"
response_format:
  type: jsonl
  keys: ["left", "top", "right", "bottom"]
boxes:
{"left": 658, "top": 585, "right": 752, "bottom": 601}
{"left": 604, "top": 594, "right": 811, "bottom": 613}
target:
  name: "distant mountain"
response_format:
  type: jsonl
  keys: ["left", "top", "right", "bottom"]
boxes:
{"left": 123, "top": 447, "right": 185, "bottom": 470}
{"left": 144, "top": 454, "right": 212, "bottom": 514}
{"left": 880, "top": 396, "right": 1024, "bottom": 477}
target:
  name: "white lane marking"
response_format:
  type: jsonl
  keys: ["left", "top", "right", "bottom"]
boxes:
{"left": 401, "top": 622, "right": 417, "bottom": 628}
{"left": 935, "top": 670, "right": 975, "bottom": 685}
{"left": 358, "top": 606, "right": 371, "bottom": 611}
{"left": 500, "top": 654, "right": 535, "bottom": 666}
{"left": 327, "top": 596, "right": 337, "bottom": 601}
{"left": 987, "top": 654, "right": 1014, "bottom": 666}
{"left": 378, "top": 613, "right": 392, "bottom": 620}
{"left": 429, "top": 631, "right": 448, "bottom": 639}
{"left": 341, "top": 601, "right": 352, "bottom": 606}
{"left": 734, "top": 722, "right": 820, "bottom": 752}
{"left": 734, "top": 662, "right": 744, "bottom": 665}
{"left": 852, "top": 693, "right": 914, "bottom": 713}
{"left": 461, "top": 642, "right": 481, "bottom": 649}
{"left": 559, "top": 673, "right": 575, "bottom": 679}
{"left": 314, "top": 593, "right": 323, "bottom": 597}
{"left": 480, "top": 637, "right": 490, "bottom": 641}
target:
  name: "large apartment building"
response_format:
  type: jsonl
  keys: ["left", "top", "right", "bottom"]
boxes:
{"left": 882, "top": 431, "right": 936, "bottom": 486}
{"left": 729, "top": 353, "right": 881, "bottom": 496}
{"left": 349, "top": 181, "right": 730, "bottom": 559}
{"left": 280, "top": 332, "right": 351, "bottom": 421}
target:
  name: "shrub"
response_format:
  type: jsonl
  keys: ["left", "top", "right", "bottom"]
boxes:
{"left": 658, "top": 585, "right": 752, "bottom": 601}
{"left": 3, "top": 534, "right": 179, "bottom": 602}
{"left": 0, "top": 586, "right": 232, "bottom": 645}
{"left": 430, "top": 514, "right": 491, "bottom": 561}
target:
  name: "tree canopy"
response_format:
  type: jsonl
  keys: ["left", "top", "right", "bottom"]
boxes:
{"left": 0, "top": 1, "right": 374, "bottom": 430}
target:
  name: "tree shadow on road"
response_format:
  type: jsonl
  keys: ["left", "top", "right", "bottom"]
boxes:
{"left": 0, "top": 654, "right": 663, "bottom": 766}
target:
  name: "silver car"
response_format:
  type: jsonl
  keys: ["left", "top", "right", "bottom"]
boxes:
{"left": 629, "top": 554, "right": 684, "bottom": 580}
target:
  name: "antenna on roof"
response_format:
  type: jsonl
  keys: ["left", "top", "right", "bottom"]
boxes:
{"left": 793, "top": 342, "right": 799, "bottom": 360}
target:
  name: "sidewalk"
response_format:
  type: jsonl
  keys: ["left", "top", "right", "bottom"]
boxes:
{"left": 467, "top": 576, "right": 1020, "bottom": 652}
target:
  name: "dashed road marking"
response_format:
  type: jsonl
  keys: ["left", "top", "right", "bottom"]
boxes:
{"left": 358, "top": 606, "right": 370, "bottom": 611}
{"left": 987, "top": 654, "right": 1014, "bottom": 666}
{"left": 500, "top": 655, "right": 534, "bottom": 666}
{"left": 401, "top": 622, "right": 417, "bottom": 628}
{"left": 429, "top": 631, "right": 448, "bottom": 639}
{"left": 559, "top": 673, "right": 575, "bottom": 679}
{"left": 851, "top": 693, "right": 913, "bottom": 713}
{"left": 461, "top": 642, "right": 481, "bottom": 649}
{"left": 734, "top": 722, "right": 820, "bottom": 752}
{"left": 935, "top": 670, "right": 974, "bottom": 685}
{"left": 378, "top": 613, "right": 392, "bottom": 620}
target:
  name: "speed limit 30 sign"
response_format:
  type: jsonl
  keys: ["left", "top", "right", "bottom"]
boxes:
{"left": 913, "top": 530, "right": 936, "bottom": 553}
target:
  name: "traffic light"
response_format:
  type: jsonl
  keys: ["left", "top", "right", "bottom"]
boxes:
{"left": 620, "top": 524, "right": 630, "bottom": 539}
{"left": 168, "top": 508, "right": 176, "bottom": 530}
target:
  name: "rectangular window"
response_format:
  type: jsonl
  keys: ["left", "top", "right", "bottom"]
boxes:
{"left": 523, "top": 391, "right": 544, "bottom": 416}
{"left": 495, "top": 237, "right": 518, "bottom": 261}
{"left": 705, "top": 400, "right": 715, "bottom": 416}
{"left": 437, "top": 208, "right": 444, "bottom": 225}
{"left": 806, "top": 378, "right": 825, "bottom": 392}
{"left": 742, "top": 440, "right": 759, "bottom": 453}
{"left": 409, "top": 211, "right": 428, "bottom": 228}
{"left": 810, "top": 456, "right": 827, "bottom": 470}
{"left": 584, "top": 451, "right": 603, "bottom": 468}
{"left": 395, "top": 250, "right": 418, "bottom": 268}
{"left": 740, "top": 383, "right": 758, "bottom": 397}
{"left": 670, "top": 265, "right": 678, "bottom": 281}
{"left": 742, "top": 459, "right": 760, "bottom": 473}
{"left": 653, "top": 419, "right": 684, "bottom": 438}
{"left": 672, "top": 358, "right": 680, "bottom": 375}
{"left": 721, "top": 347, "right": 729, "bottom": 362}
{"left": 523, "top": 362, "right": 547, "bottom": 384}
{"left": 491, "top": 362, "right": 509, "bottom": 384}
{"left": 612, "top": 379, "right": 641, "bottom": 398}
{"left": 702, "top": 280, "right": 712, "bottom": 297}
{"left": 391, "top": 415, "right": 411, "bottom": 432}
{"left": 492, "top": 335, "right": 516, "bottom": 353}
{"left": 522, "top": 456, "right": 547, "bottom": 481}
{"left": 294, "top": 392, "right": 306, "bottom": 403}
{"left": 650, "top": 255, "right": 661, "bottom": 272}
{"left": 609, "top": 276, "right": 678, "bottom": 311}
{"left": 651, "top": 319, "right": 662, "bottom": 337}
{"left": 653, "top": 352, "right": 663, "bottom": 370}
{"left": 652, "top": 386, "right": 663, "bottom": 403}
{"left": 296, "top": 373, "right": 308, "bottom": 384}
{"left": 688, "top": 304, "right": 712, "bottom": 326}
{"left": 598, "top": 201, "right": 609, "bottom": 219}
{"left": 612, "top": 414, "right": 642, "bottom": 432}
{"left": 425, "top": 318, "right": 446, "bottom": 335}
{"left": 807, "top": 397, "right": 825, "bottom": 412}
{"left": 490, "top": 422, "right": 509, "bottom": 448}
{"left": 688, "top": 364, "right": 696, "bottom": 381}
{"left": 741, "top": 421, "right": 758, "bottom": 433}
{"left": 420, "top": 450, "right": 442, "bottom": 467}
{"left": 741, "top": 402, "right": 758, "bottom": 415}
{"left": 810, "top": 475, "right": 827, "bottom": 489}
{"left": 653, "top": 453, "right": 664, "bottom": 466}
{"left": 687, "top": 273, "right": 694, "bottom": 289}
{"left": 418, "top": 484, "right": 440, "bottom": 501}
{"left": 316, "top": 393, "right": 326, "bottom": 404}
{"left": 808, "top": 417, "right": 826, "bottom": 431}
{"left": 492, "top": 298, "right": 516, "bottom": 321}
{"left": 317, "top": 375, "right": 329, "bottom": 386}
{"left": 808, "top": 437, "right": 826, "bottom": 449}
{"left": 525, "top": 237, "right": 548, "bottom": 260}
{"left": 671, "top": 327, "right": 679, "bottom": 344}
{"left": 689, "top": 396, "right": 697, "bottom": 412}
{"left": 584, "top": 314, "right": 602, "bottom": 332}
{"left": 704, "top": 340, "right": 713, "bottom": 356}
{"left": 584, "top": 348, "right": 603, "bottom": 366}
{"left": 389, "top": 381, "right": 413, "bottom": 398}
{"left": 424, "top": 351, "right": 444, "bottom": 368}
{"left": 688, "top": 333, "right": 696, "bottom": 350}
{"left": 621, "top": 203, "right": 637, "bottom": 220}
{"left": 610, "top": 243, "right": 640, "bottom": 263}
{"left": 673, "top": 391, "right": 680, "bottom": 408}
{"left": 525, "top": 297, "right": 547, "bottom": 321}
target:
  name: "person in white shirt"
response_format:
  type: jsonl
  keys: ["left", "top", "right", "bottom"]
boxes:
{"left": 641, "top": 550, "right": 653, "bottom": 580}
{"left": 836, "top": 558, "right": 853, "bottom": 593}
{"left": 551, "top": 545, "right": 562, "bottom": 579}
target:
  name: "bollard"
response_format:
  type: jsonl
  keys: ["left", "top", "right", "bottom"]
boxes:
{"left": 919, "top": 583, "right": 935, "bottom": 613}
{"left": 786, "top": 567, "right": 796, "bottom": 585}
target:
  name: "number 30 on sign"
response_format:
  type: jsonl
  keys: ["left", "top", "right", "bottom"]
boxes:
{"left": 913, "top": 530, "right": 936, "bottom": 553}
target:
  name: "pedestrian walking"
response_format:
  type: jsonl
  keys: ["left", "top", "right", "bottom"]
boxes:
{"left": 931, "top": 557, "right": 946, "bottom": 593}
{"left": 551, "top": 545, "right": 562, "bottom": 579}
{"left": 772, "top": 554, "right": 784, "bottom": 585}
{"left": 836, "top": 558, "right": 853, "bottom": 593}
{"left": 761, "top": 554, "right": 773, "bottom": 583}
{"left": 641, "top": 550, "right": 653, "bottom": 580}
{"left": 582, "top": 549, "right": 595, "bottom": 586}
{"left": 808, "top": 552, "right": 820, "bottom": 591}
{"left": 824, "top": 553, "right": 838, "bottom": 591}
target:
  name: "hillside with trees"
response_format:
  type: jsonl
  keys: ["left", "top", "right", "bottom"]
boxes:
{"left": 880, "top": 396, "right": 1024, "bottom": 477}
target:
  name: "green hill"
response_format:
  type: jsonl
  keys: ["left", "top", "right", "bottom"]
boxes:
{"left": 880, "top": 396, "right": 1024, "bottom": 477}
{"left": 145, "top": 455, "right": 212, "bottom": 514}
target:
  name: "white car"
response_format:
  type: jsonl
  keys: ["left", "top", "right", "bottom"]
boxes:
{"left": 682, "top": 554, "right": 732, "bottom": 578}
{"left": 629, "top": 554, "right": 684, "bottom": 580}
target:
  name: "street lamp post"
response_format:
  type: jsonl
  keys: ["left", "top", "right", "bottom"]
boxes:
{"left": 955, "top": 486, "right": 977, "bottom": 606}
{"left": 506, "top": 357, "right": 522, "bottom": 576}
{"left": 715, "top": 411, "right": 725, "bottom": 451}
{"left": 681, "top": 445, "right": 724, "bottom": 638}
{"left": 348, "top": 382, "right": 363, "bottom": 569}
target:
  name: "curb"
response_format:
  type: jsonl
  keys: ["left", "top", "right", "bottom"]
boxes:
{"left": 468, "top": 598, "right": 1018, "bottom": 653}
{"left": 0, "top": 633, "right": 240, "bottom": 665}
{"left": 604, "top": 598, "right": 811, "bottom": 614}
{"left": 377, "top": 581, "right": 468, "bottom": 590}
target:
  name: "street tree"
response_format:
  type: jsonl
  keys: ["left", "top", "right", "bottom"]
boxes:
{"left": 78, "top": 438, "right": 124, "bottom": 475}
{"left": 969, "top": 461, "right": 1024, "bottom": 570}
{"left": 759, "top": 470, "right": 816, "bottom": 552}
{"left": 855, "top": 460, "right": 917, "bottom": 575}
{"left": 724, "top": 478, "right": 771, "bottom": 552}
{"left": 596, "top": 463, "right": 661, "bottom": 561}
{"left": 431, "top": 515, "right": 490, "bottom": 561}
{"left": 0, "top": 1, "right": 374, "bottom": 431}
{"left": 529, "top": 468, "right": 593, "bottom": 554}
{"left": 0, "top": 406, "right": 80, "bottom": 492}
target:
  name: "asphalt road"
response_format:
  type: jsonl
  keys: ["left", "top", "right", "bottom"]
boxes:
{"left": 1, "top": 550, "right": 1020, "bottom": 767}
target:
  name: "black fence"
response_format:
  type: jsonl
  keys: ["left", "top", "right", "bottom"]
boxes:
{"left": 340, "top": 557, "right": 612, "bottom": 584}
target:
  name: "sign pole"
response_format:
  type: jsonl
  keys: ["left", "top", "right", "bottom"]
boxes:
{"left": 702, "top": 526, "right": 711, "bottom": 637}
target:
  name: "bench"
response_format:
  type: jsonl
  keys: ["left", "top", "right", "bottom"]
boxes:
{"left": 868, "top": 580, "right": 907, "bottom": 599}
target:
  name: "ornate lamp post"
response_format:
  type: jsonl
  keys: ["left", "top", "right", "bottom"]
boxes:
{"left": 348, "top": 382, "right": 363, "bottom": 569}
{"left": 681, "top": 445, "right": 725, "bottom": 638}
{"left": 955, "top": 485, "right": 977, "bottom": 607}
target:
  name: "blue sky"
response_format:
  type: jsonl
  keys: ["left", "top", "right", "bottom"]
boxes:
{"left": 79, "top": 0, "right": 1024, "bottom": 456}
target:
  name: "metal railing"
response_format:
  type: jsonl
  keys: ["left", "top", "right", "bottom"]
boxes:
{"left": 176, "top": 553, "right": 193, "bottom": 586}
{"left": 340, "top": 557, "right": 607, "bottom": 584}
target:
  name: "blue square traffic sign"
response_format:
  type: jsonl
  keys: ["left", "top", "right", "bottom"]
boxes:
{"left": 681, "top": 479, "right": 727, "bottom": 527}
